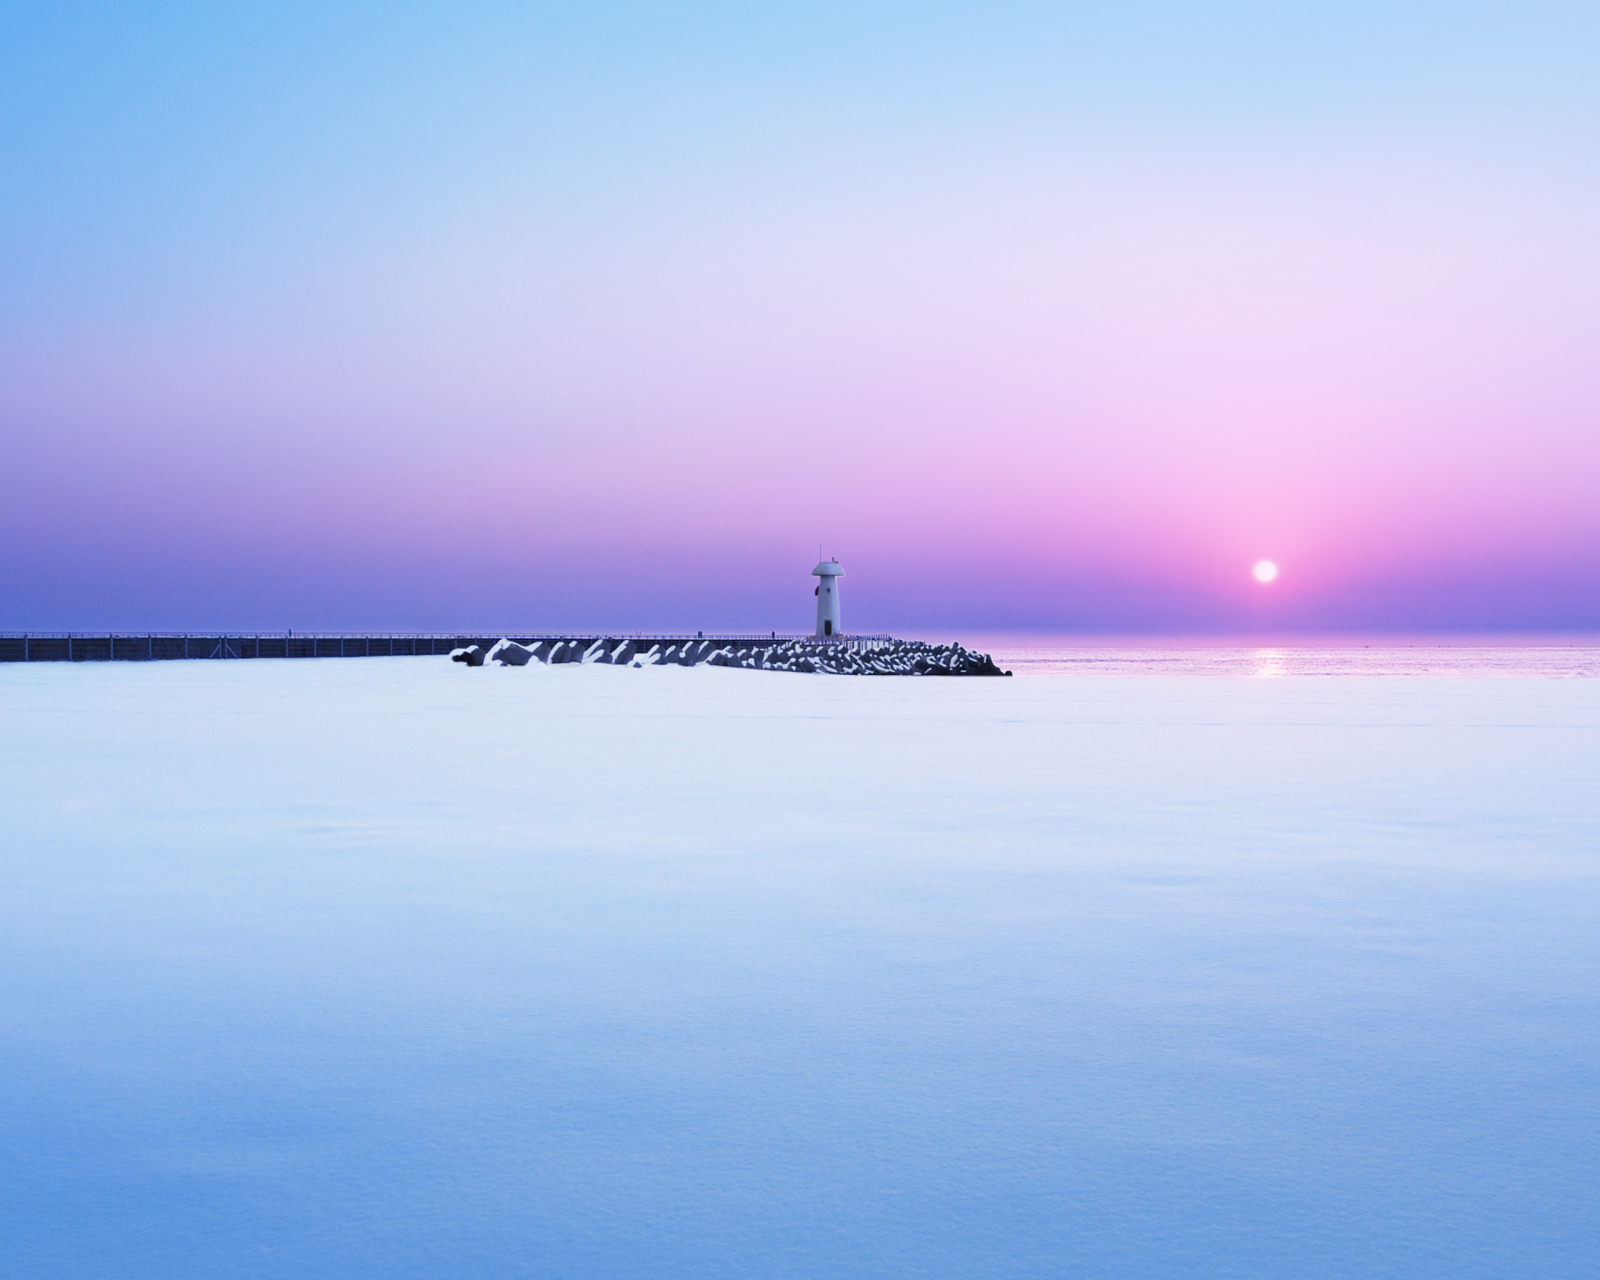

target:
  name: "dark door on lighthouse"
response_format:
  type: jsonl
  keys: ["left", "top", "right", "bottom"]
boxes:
{"left": 824, "top": 620, "right": 832, "bottom": 635}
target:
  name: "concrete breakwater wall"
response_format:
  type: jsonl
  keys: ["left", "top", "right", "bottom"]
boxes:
{"left": 0, "top": 632, "right": 888, "bottom": 664}
{"left": 1, "top": 634, "right": 479, "bottom": 662}
{"left": 457, "top": 636, "right": 1010, "bottom": 676}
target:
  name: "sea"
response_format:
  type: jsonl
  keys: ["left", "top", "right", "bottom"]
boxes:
{"left": 952, "top": 633, "right": 1600, "bottom": 678}
{"left": 2, "top": 648, "right": 1597, "bottom": 1279}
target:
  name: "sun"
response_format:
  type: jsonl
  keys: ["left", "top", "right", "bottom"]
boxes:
{"left": 1253, "top": 560, "right": 1278, "bottom": 584}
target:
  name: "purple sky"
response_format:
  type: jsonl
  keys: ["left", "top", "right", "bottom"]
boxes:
{"left": 3, "top": 4, "right": 1598, "bottom": 634}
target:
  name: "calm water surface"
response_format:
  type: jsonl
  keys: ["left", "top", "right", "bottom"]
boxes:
{"left": 957, "top": 634, "right": 1600, "bottom": 678}
{"left": 1, "top": 660, "right": 1596, "bottom": 1279}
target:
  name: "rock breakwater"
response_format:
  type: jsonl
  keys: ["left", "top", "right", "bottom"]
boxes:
{"left": 451, "top": 637, "right": 1009, "bottom": 676}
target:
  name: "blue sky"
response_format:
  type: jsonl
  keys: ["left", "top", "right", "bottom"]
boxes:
{"left": 4, "top": 3, "right": 1598, "bottom": 632}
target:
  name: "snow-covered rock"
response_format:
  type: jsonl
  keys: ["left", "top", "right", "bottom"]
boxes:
{"left": 459, "top": 637, "right": 1010, "bottom": 676}
{"left": 487, "top": 639, "right": 537, "bottom": 666}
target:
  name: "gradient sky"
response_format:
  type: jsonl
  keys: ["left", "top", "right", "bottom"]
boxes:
{"left": 3, "top": 2, "right": 1598, "bottom": 633}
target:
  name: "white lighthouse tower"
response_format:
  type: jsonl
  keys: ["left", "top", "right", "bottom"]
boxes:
{"left": 813, "top": 559, "right": 844, "bottom": 637}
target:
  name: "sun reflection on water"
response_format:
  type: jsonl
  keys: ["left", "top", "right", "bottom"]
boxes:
{"left": 1252, "top": 649, "right": 1287, "bottom": 678}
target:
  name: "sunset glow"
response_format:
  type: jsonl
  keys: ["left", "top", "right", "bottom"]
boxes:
{"left": 1254, "top": 561, "right": 1280, "bottom": 584}
{"left": 1, "top": 6, "right": 1597, "bottom": 634}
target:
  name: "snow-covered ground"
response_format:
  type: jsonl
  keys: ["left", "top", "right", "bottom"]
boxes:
{"left": 2, "top": 659, "right": 1597, "bottom": 1279}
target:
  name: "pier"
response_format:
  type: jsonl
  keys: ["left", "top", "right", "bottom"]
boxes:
{"left": 0, "top": 633, "right": 893, "bottom": 663}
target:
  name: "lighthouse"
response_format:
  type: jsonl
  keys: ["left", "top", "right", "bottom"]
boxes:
{"left": 813, "top": 559, "right": 843, "bottom": 637}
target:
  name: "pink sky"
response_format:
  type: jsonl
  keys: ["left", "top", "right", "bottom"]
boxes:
{"left": 3, "top": 8, "right": 1598, "bottom": 632}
